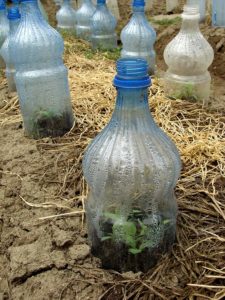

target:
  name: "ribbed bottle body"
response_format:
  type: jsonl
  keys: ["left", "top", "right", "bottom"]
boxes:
{"left": 10, "top": 1, "right": 74, "bottom": 139}
{"left": 121, "top": 5, "right": 156, "bottom": 75}
{"left": 83, "top": 59, "right": 181, "bottom": 272}
{"left": 75, "top": 0, "right": 95, "bottom": 41}
{"left": 91, "top": 1, "right": 117, "bottom": 50}
{"left": 56, "top": 0, "right": 76, "bottom": 33}
{"left": 163, "top": 5, "right": 214, "bottom": 105}
{"left": 212, "top": 0, "right": 225, "bottom": 27}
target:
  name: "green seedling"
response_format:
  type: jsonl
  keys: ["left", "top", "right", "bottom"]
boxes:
{"left": 171, "top": 83, "right": 199, "bottom": 101}
{"left": 101, "top": 211, "right": 170, "bottom": 255}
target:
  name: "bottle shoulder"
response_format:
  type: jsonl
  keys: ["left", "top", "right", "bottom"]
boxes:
{"left": 92, "top": 7, "right": 117, "bottom": 28}
{"left": 76, "top": 3, "right": 95, "bottom": 20}
{"left": 10, "top": 17, "right": 64, "bottom": 64}
{"left": 164, "top": 31, "right": 214, "bottom": 71}
{"left": 83, "top": 114, "right": 181, "bottom": 188}
{"left": 121, "top": 16, "right": 156, "bottom": 42}
{"left": 56, "top": 5, "right": 76, "bottom": 19}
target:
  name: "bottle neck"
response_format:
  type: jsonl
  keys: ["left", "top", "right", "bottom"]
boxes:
{"left": 21, "top": 1, "right": 42, "bottom": 19}
{"left": 97, "top": 3, "right": 106, "bottom": 9}
{"left": 63, "top": 0, "right": 70, "bottom": 6}
{"left": 9, "top": 19, "right": 20, "bottom": 33}
{"left": 133, "top": 6, "right": 145, "bottom": 14}
{"left": 181, "top": 15, "right": 200, "bottom": 32}
{"left": 112, "top": 88, "right": 152, "bottom": 122}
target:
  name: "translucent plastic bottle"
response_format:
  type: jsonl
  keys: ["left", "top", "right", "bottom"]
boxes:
{"left": 120, "top": 0, "right": 156, "bottom": 75}
{"left": 0, "top": 1, "right": 9, "bottom": 69}
{"left": 91, "top": 0, "right": 117, "bottom": 50}
{"left": 163, "top": 5, "right": 214, "bottom": 105}
{"left": 83, "top": 58, "right": 181, "bottom": 273}
{"left": 212, "top": 0, "right": 225, "bottom": 27}
{"left": 75, "top": 0, "right": 95, "bottom": 40}
{"left": 10, "top": 0, "right": 74, "bottom": 139}
{"left": 56, "top": 0, "right": 76, "bottom": 34}
{"left": 0, "top": 7, "right": 21, "bottom": 93}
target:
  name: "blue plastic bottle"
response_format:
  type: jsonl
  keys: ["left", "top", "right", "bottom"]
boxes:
{"left": 91, "top": 0, "right": 117, "bottom": 50}
{"left": 75, "top": 0, "right": 95, "bottom": 41}
{"left": 10, "top": 0, "right": 74, "bottom": 139}
{"left": 121, "top": 0, "right": 156, "bottom": 75}
{"left": 83, "top": 58, "right": 181, "bottom": 272}
{"left": 0, "top": 0, "right": 9, "bottom": 68}
{"left": 0, "top": 7, "right": 21, "bottom": 92}
{"left": 56, "top": 0, "right": 76, "bottom": 34}
{"left": 212, "top": 0, "right": 225, "bottom": 27}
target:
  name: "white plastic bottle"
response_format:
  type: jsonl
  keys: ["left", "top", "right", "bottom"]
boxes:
{"left": 0, "top": 7, "right": 21, "bottom": 92}
{"left": 163, "top": 5, "right": 214, "bottom": 105}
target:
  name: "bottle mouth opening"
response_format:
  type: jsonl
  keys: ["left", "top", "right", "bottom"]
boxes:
{"left": 114, "top": 58, "right": 151, "bottom": 88}
{"left": 183, "top": 5, "right": 199, "bottom": 15}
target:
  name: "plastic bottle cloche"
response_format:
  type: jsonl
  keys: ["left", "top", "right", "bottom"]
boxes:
{"left": 163, "top": 4, "right": 214, "bottom": 105}
{"left": 9, "top": 0, "right": 74, "bottom": 139}
{"left": 83, "top": 57, "right": 181, "bottom": 273}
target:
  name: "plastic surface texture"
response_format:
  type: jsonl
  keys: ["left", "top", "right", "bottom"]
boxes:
{"left": 0, "top": 2, "right": 9, "bottom": 69}
{"left": 10, "top": 0, "right": 74, "bottom": 139}
{"left": 0, "top": 7, "right": 21, "bottom": 92}
{"left": 76, "top": 0, "right": 95, "bottom": 41}
{"left": 120, "top": 0, "right": 156, "bottom": 75}
{"left": 83, "top": 58, "right": 181, "bottom": 273}
{"left": 91, "top": 0, "right": 117, "bottom": 50}
{"left": 212, "top": 0, "right": 225, "bottom": 27}
{"left": 56, "top": 0, "right": 76, "bottom": 33}
{"left": 163, "top": 4, "right": 214, "bottom": 105}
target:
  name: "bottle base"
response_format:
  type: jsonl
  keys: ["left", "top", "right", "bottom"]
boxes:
{"left": 76, "top": 26, "right": 91, "bottom": 41}
{"left": 164, "top": 73, "right": 211, "bottom": 105}
{"left": 87, "top": 209, "right": 176, "bottom": 273}
{"left": 91, "top": 35, "right": 117, "bottom": 50}
{"left": 24, "top": 110, "right": 74, "bottom": 139}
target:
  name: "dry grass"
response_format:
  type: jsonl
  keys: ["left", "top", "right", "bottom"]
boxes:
{"left": 0, "top": 37, "right": 225, "bottom": 299}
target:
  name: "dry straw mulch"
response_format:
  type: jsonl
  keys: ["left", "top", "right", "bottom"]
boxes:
{"left": 0, "top": 38, "right": 225, "bottom": 299}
